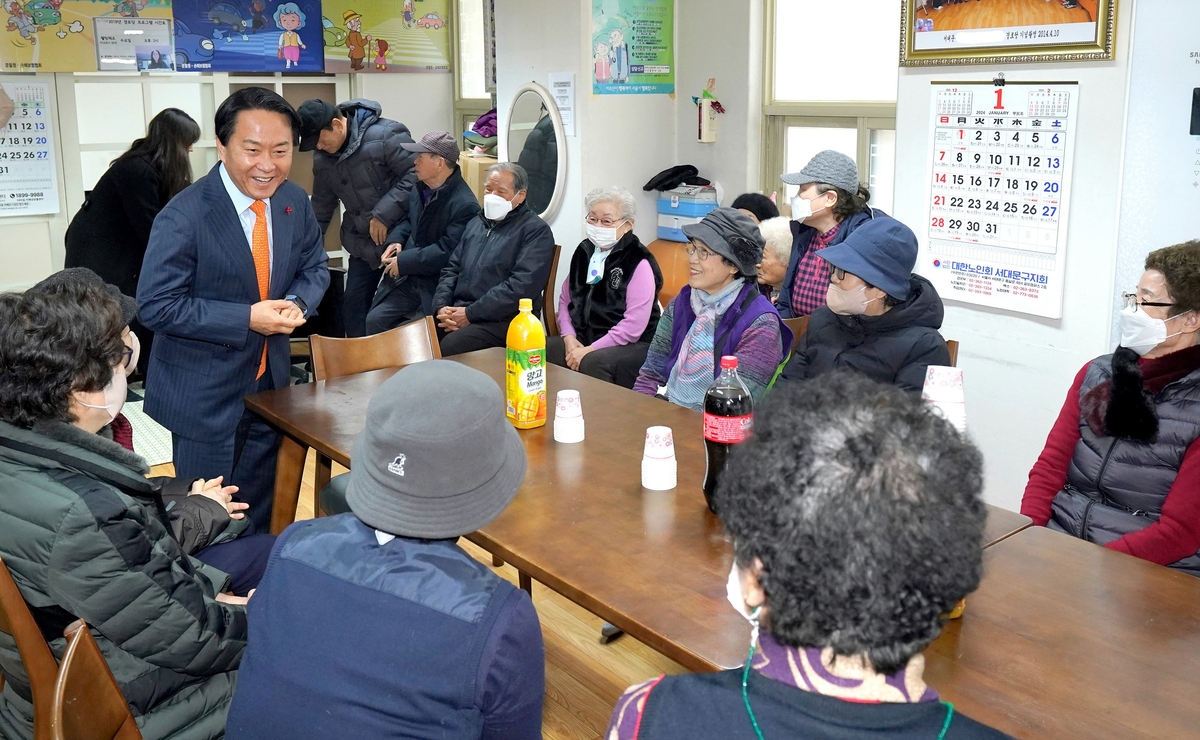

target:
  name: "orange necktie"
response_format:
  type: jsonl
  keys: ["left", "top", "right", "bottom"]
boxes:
{"left": 250, "top": 200, "right": 270, "bottom": 379}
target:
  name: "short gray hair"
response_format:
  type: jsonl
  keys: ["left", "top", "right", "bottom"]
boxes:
{"left": 487, "top": 162, "right": 529, "bottom": 193}
{"left": 584, "top": 186, "right": 636, "bottom": 223}
{"left": 758, "top": 217, "right": 793, "bottom": 264}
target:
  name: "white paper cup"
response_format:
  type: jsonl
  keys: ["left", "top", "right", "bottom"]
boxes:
{"left": 553, "top": 416, "right": 585, "bottom": 444}
{"left": 643, "top": 426, "right": 675, "bottom": 460}
{"left": 641, "top": 457, "right": 677, "bottom": 491}
{"left": 555, "top": 389, "right": 582, "bottom": 419}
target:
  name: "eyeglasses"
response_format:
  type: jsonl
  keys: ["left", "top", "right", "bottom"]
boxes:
{"left": 1122, "top": 292, "right": 1175, "bottom": 311}
{"left": 826, "top": 265, "right": 847, "bottom": 283}
{"left": 684, "top": 243, "right": 714, "bottom": 261}
{"left": 118, "top": 346, "right": 134, "bottom": 370}
{"left": 585, "top": 215, "right": 623, "bottom": 228}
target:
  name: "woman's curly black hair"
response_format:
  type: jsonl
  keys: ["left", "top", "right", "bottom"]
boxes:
{"left": 713, "top": 372, "right": 986, "bottom": 675}
{"left": 0, "top": 282, "right": 126, "bottom": 428}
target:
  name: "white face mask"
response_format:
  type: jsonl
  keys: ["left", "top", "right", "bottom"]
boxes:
{"left": 791, "top": 193, "right": 829, "bottom": 222}
{"left": 725, "top": 562, "right": 752, "bottom": 618}
{"left": 1118, "top": 305, "right": 1187, "bottom": 356}
{"left": 76, "top": 367, "right": 127, "bottom": 424}
{"left": 483, "top": 192, "right": 513, "bottom": 221}
{"left": 586, "top": 221, "right": 624, "bottom": 250}
{"left": 126, "top": 332, "right": 140, "bottom": 377}
{"left": 826, "top": 283, "right": 880, "bottom": 316}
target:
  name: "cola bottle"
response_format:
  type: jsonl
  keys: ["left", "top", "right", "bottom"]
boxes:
{"left": 702, "top": 356, "right": 753, "bottom": 512}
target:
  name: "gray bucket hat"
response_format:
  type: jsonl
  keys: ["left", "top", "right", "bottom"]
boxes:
{"left": 681, "top": 207, "right": 765, "bottom": 278}
{"left": 780, "top": 149, "right": 860, "bottom": 193}
{"left": 345, "top": 360, "right": 527, "bottom": 539}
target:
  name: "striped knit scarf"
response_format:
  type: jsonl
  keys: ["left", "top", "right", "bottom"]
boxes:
{"left": 665, "top": 279, "right": 745, "bottom": 409}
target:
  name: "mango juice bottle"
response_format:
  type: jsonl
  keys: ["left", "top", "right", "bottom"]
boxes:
{"left": 505, "top": 298, "right": 547, "bottom": 429}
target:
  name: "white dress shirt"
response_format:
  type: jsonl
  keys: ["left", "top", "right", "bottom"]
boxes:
{"left": 219, "top": 162, "right": 274, "bottom": 266}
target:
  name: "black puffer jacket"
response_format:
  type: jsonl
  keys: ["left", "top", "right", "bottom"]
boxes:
{"left": 780, "top": 274, "right": 951, "bottom": 393}
{"left": 311, "top": 99, "right": 416, "bottom": 266}
{"left": 431, "top": 203, "right": 557, "bottom": 324}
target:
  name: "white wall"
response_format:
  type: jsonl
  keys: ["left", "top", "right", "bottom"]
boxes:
{"left": 355, "top": 73, "right": 454, "bottom": 139}
{"left": 893, "top": 4, "right": 1137, "bottom": 511}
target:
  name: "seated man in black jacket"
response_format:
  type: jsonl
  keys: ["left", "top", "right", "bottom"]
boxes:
{"left": 432, "top": 162, "right": 557, "bottom": 356}
{"left": 365, "top": 131, "right": 481, "bottom": 334}
{"left": 779, "top": 214, "right": 950, "bottom": 393}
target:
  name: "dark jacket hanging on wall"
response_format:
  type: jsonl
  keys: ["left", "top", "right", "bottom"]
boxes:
{"left": 564, "top": 232, "right": 663, "bottom": 346}
{"left": 64, "top": 152, "right": 165, "bottom": 299}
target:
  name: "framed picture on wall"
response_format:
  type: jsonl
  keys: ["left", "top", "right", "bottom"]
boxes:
{"left": 900, "top": 0, "right": 1117, "bottom": 66}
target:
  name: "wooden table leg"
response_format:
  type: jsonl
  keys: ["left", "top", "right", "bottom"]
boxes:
{"left": 518, "top": 571, "right": 532, "bottom": 595}
{"left": 269, "top": 434, "right": 307, "bottom": 535}
{"left": 314, "top": 453, "right": 332, "bottom": 518}
{"left": 492, "top": 555, "right": 503, "bottom": 567}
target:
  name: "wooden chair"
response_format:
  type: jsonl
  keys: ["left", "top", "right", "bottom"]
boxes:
{"left": 308, "top": 317, "right": 442, "bottom": 515}
{"left": 946, "top": 339, "right": 959, "bottom": 368}
{"left": 52, "top": 621, "right": 141, "bottom": 740}
{"left": 647, "top": 239, "right": 690, "bottom": 307}
{"left": 542, "top": 244, "right": 563, "bottom": 336}
{"left": 0, "top": 556, "right": 58, "bottom": 740}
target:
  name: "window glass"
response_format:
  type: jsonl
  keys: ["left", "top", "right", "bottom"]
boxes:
{"left": 459, "top": 0, "right": 487, "bottom": 99}
{"left": 868, "top": 128, "right": 895, "bottom": 214}
{"left": 773, "top": 0, "right": 899, "bottom": 102}
{"left": 782, "top": 126, "right": 857, "bottom": 201}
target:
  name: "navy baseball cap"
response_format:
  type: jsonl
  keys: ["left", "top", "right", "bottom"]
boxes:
{"left": 818, "top": 214, "right": 918, "bottom": 300}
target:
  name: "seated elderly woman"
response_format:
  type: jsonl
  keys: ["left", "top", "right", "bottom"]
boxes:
{"left": 1023, "top": 240, "right": 1200, "bottom": 576}
{"left": 755, "top": 216, "right": 792, "bottom": 304}
{"left": 779, "top": 214, "right": 950, "bottom": 392}
{"left": 547, "top": 186, "right": 664, "bottom": 388}
{"left": 607, "top": 373, "right": 1009, "bottom": 739}
{"left": 0, "top": 272, "right": 270, "bottom": 740}
{"left": 731, "top": 192, "right": 779, "bottom": 224}
{"left": 633, "top": 208, "right": 792, "bottom": 408}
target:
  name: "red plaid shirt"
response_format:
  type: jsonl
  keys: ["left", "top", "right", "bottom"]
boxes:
{"left": 788, "top": 222, "right": 842, "bottom": 317}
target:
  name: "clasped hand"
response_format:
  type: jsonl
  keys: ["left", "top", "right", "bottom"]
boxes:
{"left": 188, "top": 475, "right": 248, "bottom": 520}
{"left": 562, "top": 335, "right": 593, "bottom": 371}
{"left": 436, "top": 306, "right": 469, "bottom": 332}
{"left": 250, "top": 299, "right": 305, "bottom": 336}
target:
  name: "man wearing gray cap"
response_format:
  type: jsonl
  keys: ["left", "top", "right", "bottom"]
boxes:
{"left": 300, "top": 98, "right": 417, "bottom": 337}
{"left": 633, "top": 207, "right": 792, "bottom": 408}
{"left": 226, "top": 360, "right": 544, "bottom": 740}
{"left": 778, "top": 149, "right": 877, "bottom": 320}
{"left": 365, "top": 131, "right": 482, "bottom": 334}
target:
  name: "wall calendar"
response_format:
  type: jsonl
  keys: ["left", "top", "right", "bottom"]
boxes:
{"left": 0, "top": 81, "right": 59, "bottom": 217}
{"left": 919, "top": 82, "right": 1079, "bottom": 319}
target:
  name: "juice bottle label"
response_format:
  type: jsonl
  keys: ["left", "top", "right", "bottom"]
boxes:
{"left": 703, "top": 413, "right": 752, "bottom": 444}
{"left": 506, "top": 347, "right": 546, "bottom": 425}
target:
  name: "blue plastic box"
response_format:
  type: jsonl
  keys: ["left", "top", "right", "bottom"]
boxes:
{"left": 656, "top": 186, "right": 718, "bottom": 242}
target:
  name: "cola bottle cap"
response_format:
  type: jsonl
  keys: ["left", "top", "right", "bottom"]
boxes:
{"left": 720, "top": 356, "right": 738, "bottom": 370}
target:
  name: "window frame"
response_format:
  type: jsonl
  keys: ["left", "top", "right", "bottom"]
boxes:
{"left": 450, "top": 0, "right": 492, "bottom": 149}
{"left": 760, "top": 0, "right": 898, "bottom": 206}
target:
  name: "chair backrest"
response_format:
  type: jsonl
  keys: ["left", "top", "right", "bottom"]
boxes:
{"left": 781, "top": 317, "right": 809, "bottom": 347}
{"left": 52, "top": 621, "right": 141, "bottom": 740}
{"left": 310, "top": 316, "right": 442, "bottom": 382}
{"left": 647, "top": 239, "right": 690, "bottom": 307}
{"left": 946, "top": 339, "right": 959, "bottom": 368}
{"left": 0, "top": 556, "right": 58, "bottom": 740}
{"left": 542, "top": 244, "right": 563, "bottom": 336}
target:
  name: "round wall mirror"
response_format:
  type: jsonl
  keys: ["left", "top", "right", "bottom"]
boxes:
{"left": 506, "top": 82, "right": 566, "bottom": 222}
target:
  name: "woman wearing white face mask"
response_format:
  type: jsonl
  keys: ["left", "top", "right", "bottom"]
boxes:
{"left": 1023, "top": 241, "right": 1200, "bottom": 576}
{"left": 778, "top": 215, "right": 951, "bottom": 393}
{"left": 776, "top": 150, "right": 875, "bottom": 320}
{"left": 546, "top": 186, "right": 664, "bottom": 387}
{"left": 0, "top": 275, "right": 279, "bottom": 740}
{"left": 606, "top": 374, "right": 1009, "bottom": 740}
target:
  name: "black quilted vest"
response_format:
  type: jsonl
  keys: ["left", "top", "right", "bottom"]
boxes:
{"left": 1049, "top": 353, "right": 1200, "bottom": 575}
{"left": 564, "top": 233, "right": 663, "bottom": 346}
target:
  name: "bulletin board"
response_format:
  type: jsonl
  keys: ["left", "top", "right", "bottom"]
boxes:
{"left": 919, "top": 81, "right": 1079, "bottom": 319}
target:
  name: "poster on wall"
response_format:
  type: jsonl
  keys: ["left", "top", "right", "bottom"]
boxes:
{"left": 321, "top": 0, "right": 450, "bottom": 73}
{"left": 591, "top": 0, "right": 673, "bottom": 95}
{"left": 170, "top": 0, "right": 323, "bottom": 72}
{"left": 1, "top": 0, "right": 172, "bottom": 73}
{"left": 95, "top": 17, "right": 175, "bottom": 71}
{"left": 919, "top": 82, "right": 1079, "bottom": 319}
{"left": 0, "top": 81, "right": 60, "bottom": 217}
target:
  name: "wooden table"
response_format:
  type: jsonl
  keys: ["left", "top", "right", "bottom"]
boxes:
{"left": 926, "top": 526, "right": 1200, "bottom": 739}
{"left": 246, "top": 347, "right": 1034, "bottom": 673}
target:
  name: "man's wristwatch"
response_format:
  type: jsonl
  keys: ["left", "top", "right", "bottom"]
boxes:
{"left": 285, "top": 294, "right": 309, "bottom": 318}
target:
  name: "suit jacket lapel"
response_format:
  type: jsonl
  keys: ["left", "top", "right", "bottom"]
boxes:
{"left": 269, "top": 194, "right": 294, "bottom": 298}
{"left": 202, "top": 166, "right": 261, "bottom": 303}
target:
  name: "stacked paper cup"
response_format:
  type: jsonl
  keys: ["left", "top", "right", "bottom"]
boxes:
{"left": 553, "top": 390, "right": 585, "bottom": 443}
{"left": 641, "top": 426, "right": 677, "bottom": 490}
{"left": 922, "top": 365, "right": 967, "bottom": 434}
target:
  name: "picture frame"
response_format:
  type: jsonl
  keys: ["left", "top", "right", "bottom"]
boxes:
{"left": 900, "top": 0, "right": 1117, "bottom": 67}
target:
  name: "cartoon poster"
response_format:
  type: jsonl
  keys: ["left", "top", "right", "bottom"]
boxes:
{"left": 591, "top": 0, "right": 673, "bottom": 95}
{"left": 170, "top": 0, "right": 323, "bottom": 72}
{"left": 321, "top": 0, "right": 449, "bottom": 73}
{"left": 1, "top": 0, "right": 172, "bottom": 73}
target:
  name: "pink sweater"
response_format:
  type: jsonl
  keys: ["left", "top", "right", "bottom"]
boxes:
{"left": 556, "top": 259, "right": 655, "bottom": 349}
